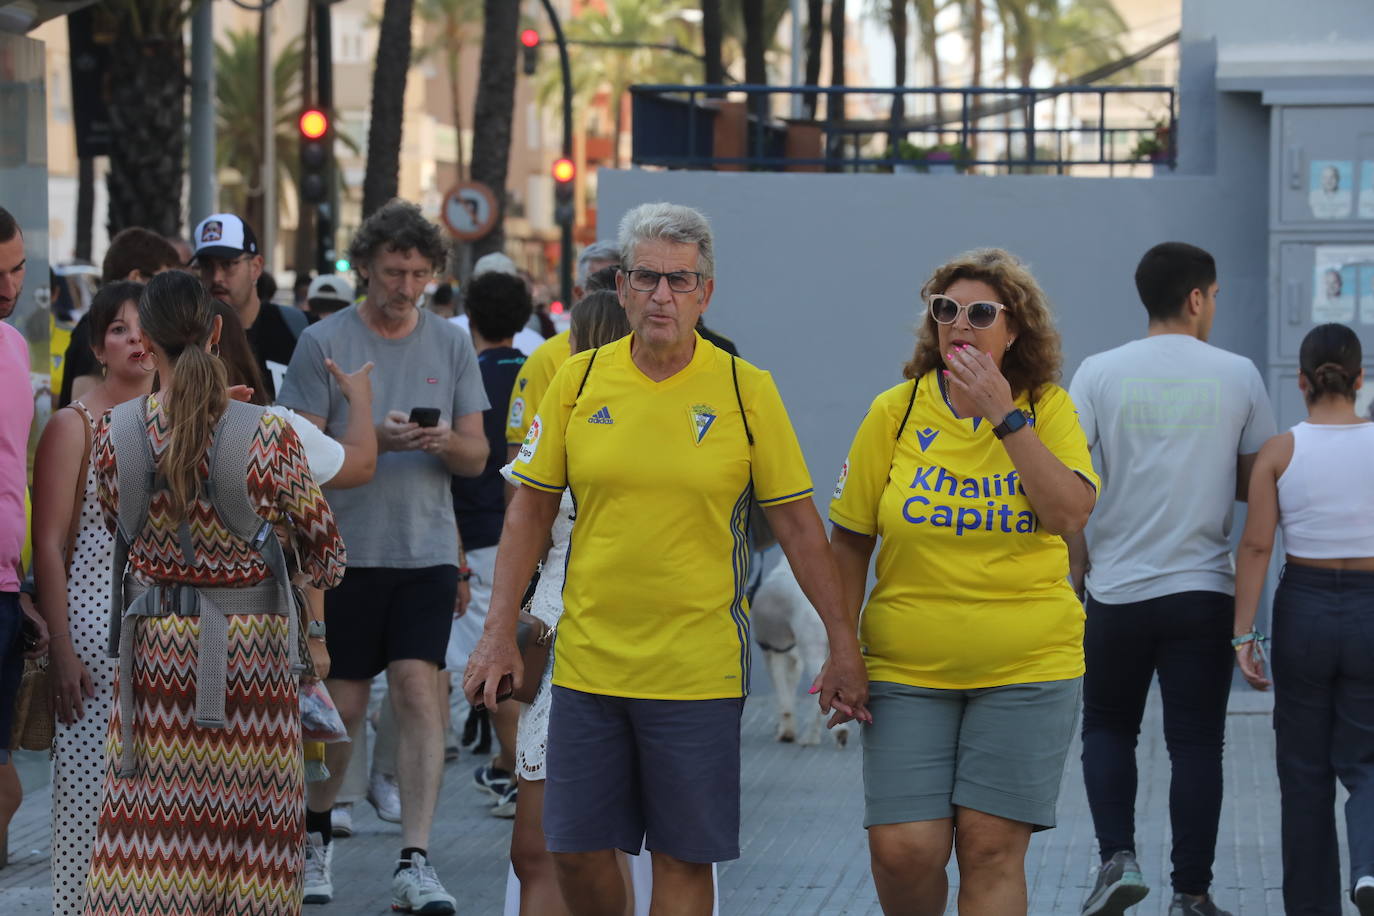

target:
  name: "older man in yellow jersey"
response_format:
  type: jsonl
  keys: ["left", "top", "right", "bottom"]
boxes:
{"left": 467, "top": 203, "right": 868, "bottom": 916}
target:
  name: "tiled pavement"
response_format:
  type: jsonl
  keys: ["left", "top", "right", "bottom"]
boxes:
{"left": 1, "top": 672, "right": 1360, "bottom": 914}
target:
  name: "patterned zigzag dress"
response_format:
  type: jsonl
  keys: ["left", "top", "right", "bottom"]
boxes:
{"left": 82, "top": 397, "right": 344, "bottom": 916}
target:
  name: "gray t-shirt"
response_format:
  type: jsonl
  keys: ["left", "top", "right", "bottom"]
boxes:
{"left": 278, "top": 305, "right": 489, "bottom": 568}
{"left": 1069, "top": 334, "right": 1276, "bottom": 603}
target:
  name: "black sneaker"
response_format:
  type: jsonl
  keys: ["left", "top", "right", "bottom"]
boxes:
{"left": 1354, "top": 876, "right": 1374, "bottom": 916}
{"left": 1167, "top": 893, "right": 1232, "bottom": 916}
{"left": 1083, "top": 850, "right": 1149, "bottom": 915}
{"left": 473, "top": 762, "right": 514, "bottom": 801}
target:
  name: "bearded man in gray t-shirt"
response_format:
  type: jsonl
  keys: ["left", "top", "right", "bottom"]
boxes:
{"left": 1069, "top": 242, "right": 1275, "bottom": 916}
{"left": 278, "top": 200, "right": 489, "bottom": 914}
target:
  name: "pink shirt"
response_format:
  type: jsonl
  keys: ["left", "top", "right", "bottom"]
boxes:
{"left": 0, "top": 321, "right": 32, "bottom": 591}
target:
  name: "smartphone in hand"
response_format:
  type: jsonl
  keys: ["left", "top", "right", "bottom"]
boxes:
{"left": 408, "top": 407, "right": 441, "bottom": 428}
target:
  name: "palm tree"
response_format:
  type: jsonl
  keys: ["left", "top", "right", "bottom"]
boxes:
{"left": 868, "top": 1, "right": 910, "bottom": 149}
{"left": 702, "top": 0, "right": 726, "bottom": 89}
{"left": 801, "top": 0, "right": 825, "bottom": 119}
{"left": 470, "top": 0, "right": 518, "bottom": 259}
{"left": 720, "top": 0, "right": 789, "bottom": 79}
{"left": 913, "top": 0, "right": 944, "bottom": 125}
{"left": 215, "top": 30, "right": 304, "bottom": 235}
{"left": 414, "top": 0, "right": 482, "bottom": 181}
{"left": 362, "top": 0, "right": 417, "bottom": 217}
{"left": 827, "top": 0, "right": 847, "bottom": 165}
{"left": 558, "top": 0, "right": 699, "bottom": 168}
{"left": 101, "top": 0, "right": 192, "bottom": 237}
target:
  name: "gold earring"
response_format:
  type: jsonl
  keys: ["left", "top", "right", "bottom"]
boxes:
{"left": 99, "top": 362, "right": 107, "bottom": 377}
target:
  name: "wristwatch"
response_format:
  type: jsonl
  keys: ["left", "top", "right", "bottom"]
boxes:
{"left": 307, "top": 619, "right": 327, "bottom": 639}
{"left": 992, "top": 409, "right": 1029, "bottom": 440}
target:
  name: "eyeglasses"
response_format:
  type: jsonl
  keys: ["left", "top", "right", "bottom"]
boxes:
{"left": 928, "top": 294, "right": 1008, "bottom": 330}
{"left": 624, "top": 268, "right": 703, "bottom": 294}
{"left": 192, "top": 255, "right": 252, "bottom": 276}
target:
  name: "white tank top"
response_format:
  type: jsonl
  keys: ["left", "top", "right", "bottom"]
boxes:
{"left": 1276, "top": 421, "right": 1374, "bottom": 559}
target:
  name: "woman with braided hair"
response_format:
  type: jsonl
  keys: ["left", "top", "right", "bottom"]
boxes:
{"left": 82, "top": 270, "right": 345, "bottom": 916}
{"left": 1234, "top": 322, "right": 1374, "bottom": 916}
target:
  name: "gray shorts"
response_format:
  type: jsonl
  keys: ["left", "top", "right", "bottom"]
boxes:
{"left": 544, "top": 686, "right": 744, "bottom": 863}
{"left": 862, "top": 678, "right": 1081, "bottom": 830}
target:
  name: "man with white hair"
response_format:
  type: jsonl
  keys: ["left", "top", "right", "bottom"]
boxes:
{"left": 466, "top": 203, "right": 869, "bottom": 915}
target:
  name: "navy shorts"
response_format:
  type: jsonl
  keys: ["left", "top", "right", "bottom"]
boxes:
{"left": 324, "top": 566, "right": 459, "bottom": 680}
{"left": 544, "top": 686, "right": 744, "bottom": 864}
{"left": 0, "top": 592, "right": 23, "bottom": 763}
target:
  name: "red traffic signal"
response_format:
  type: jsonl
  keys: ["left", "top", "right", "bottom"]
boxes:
{"left": 552, "top": 158, "right": 575, "bottom": 183}
{"left": 299, "top": 109, "right": 329, "bottom": 140}
{"left": 520, "top": 28, "right": 540, "bottom": 48}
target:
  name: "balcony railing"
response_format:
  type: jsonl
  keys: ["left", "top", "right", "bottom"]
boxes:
{"left": 629, "top": 84, "right": 1177, "bottom": 175}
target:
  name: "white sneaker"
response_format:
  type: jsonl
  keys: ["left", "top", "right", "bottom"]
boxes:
{"left": 490, "top": 782, "right": 517, "bottom": 819}
{"left": 331, "top": 803, "right": 353, "bottom": 838}
{"left": 391, "top": 852, "right": 456, "bottom": 914}
{"left": 367, "top": 770, "right": 402, "bottom": 823}
{"left": 303, "top": 832, "right": 333, "bottom": 904}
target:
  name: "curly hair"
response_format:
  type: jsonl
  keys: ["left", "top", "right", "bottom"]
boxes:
{"left": 904, "top": 248, "right": 1063, "bottom": 399}
{"left": 347, "top": 199, "right": 447, "bottom": 277}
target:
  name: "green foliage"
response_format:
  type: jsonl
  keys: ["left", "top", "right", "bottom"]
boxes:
{"left": 214, "top": 30, "right": 304, "bottom": 215}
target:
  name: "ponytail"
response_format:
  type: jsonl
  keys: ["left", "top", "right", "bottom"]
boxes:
{"left": 162, "top": 344, "right": 228, "bottom": 522}
{"left": 137, "top": 271, "right": 229, "bottom": 523}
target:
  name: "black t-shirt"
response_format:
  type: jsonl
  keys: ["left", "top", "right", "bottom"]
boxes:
{"left": 245, "top": 302, "right": 305, "bottom": 400}
{"left": 452, "top": 346, "right": 526, "bottom": 551}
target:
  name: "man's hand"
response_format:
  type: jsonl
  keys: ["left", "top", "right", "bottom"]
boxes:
{"left": 462, "top": 633, "right": 524, "bottom": 711}
{"left": 455, "top": 578, "right": 471, "bottom": 618}
{"left": 19, "top": 593, "right": 48, "bottom": 659}
{"left": 809, "top": 643, "right": 872, "bottom": 728}
{"left": 326, "top": 358, "right": 375, "bottom": 405}
{"left": 378, "top": 410, "right": 426, "bottom": 453}
{"left": 416, "top": 424, "right": 453, "bottom": 457}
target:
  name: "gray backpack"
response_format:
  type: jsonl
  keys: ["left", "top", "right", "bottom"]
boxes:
{"left": 105, "top": 397, "right": 300, "bottom": 777}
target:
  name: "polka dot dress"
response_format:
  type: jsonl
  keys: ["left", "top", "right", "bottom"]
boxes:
{"left": 50, "top": 403, "right": 116, "bottom": 916}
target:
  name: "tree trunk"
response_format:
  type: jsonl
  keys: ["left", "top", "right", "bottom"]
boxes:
{"left": 916, "top": 0, "right": 943, "bottom": 127}
{"left": 469, "top": 0, "right": 518, "bottom": 260}
{"left": 968, "top": 0, "right": 983, "bottom": 161}
{"left": 889, "top": 1, "right": 907, "bottom": 150}
{"left": 742, "top": 0, "right": 766, "bottom": 86}
{"left": 448, "top": 36, "right": 466, "bottom": 181}
{"left": 826, "top": 0, "right": 846, "bottom": 169}
{"left": 801, "top": 0, "right": 823, "bottom": 119}
{"left": 105, "top": 24, "right": 186, "bottom": 237}
{"left": 702, "top": 0, "right": 724, "bottom": 95}
{"left": 75, "top": 156, "right": 94, "bottom": 263}
{"left": 361, "top": 0, "right": 415, "bottom": 218}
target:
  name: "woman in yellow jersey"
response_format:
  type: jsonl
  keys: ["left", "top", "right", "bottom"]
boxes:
{"left": 829, "top": 248, "right": 1097, "bottom": 915}
{"left": 467, "top": 203, "right": 869, "bottom": 916}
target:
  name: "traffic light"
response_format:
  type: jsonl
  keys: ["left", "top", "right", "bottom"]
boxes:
{"left": 552, "top": 157, "right": 575, "bottom": 227}
{"left": 298, "top": 108, "right": 330, "bottom": 206}
{"left": 521, "top": 29, "right": 540, "bottom": 76}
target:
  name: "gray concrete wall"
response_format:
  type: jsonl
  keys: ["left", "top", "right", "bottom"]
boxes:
{"left": 599, "top": 161, "right": 1270, "bottom": 497}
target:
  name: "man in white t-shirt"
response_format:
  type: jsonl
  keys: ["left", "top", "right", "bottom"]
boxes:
{"left": 1069, "top": 242, "right": 1276, "bottom": 916}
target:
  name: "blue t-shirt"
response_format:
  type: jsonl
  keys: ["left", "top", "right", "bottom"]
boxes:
{"left": 453, "top": 346, "right": 526, "bottom": 550}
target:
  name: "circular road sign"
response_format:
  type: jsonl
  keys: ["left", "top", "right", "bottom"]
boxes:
{"left": 442, "top": 182, "right": 499, "bottom": 241}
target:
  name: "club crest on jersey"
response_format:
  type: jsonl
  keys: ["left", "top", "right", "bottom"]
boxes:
{"left": 518, "top": 415, "right": 542, "bottom": 463}
{"left": 689, "top": 404, "right": 717, "bottom": 445}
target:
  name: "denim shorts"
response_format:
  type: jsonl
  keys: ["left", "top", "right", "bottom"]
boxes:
{"left": 862, "top": 677, "right": 1082, "bottom": 830}
{"left": 0, "top": 592, "right": 23, "bottom": 764}
{"left": 543, "top": 686, "right": 745, "bottom": 863}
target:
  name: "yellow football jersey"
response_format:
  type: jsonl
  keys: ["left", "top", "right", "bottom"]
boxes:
{"left": 506, "top": 330, "right": 571, "bottom": 446}
{"left": 513, "top": 334, "right": 813, "bottom": 700}
{"left": 829, "top": 371, "right": 1097, "bottom": 690}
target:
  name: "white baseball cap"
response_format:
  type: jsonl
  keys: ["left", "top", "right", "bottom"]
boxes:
{"left": 472, "top": 252, "right": 519, "bottom": 278}
{"left": 191, "top": 213, "right": 260, "bottom": 261}
{"left": 306, "top": 273, "right": 355, "bottom": 305}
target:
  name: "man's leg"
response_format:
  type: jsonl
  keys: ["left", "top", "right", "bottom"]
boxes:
{"left": 545, "top": 688, "right": 641, "bottom": 915}
{"left": 1154, "top": 592, "right": 1233, "bottom": 899}
{"left": 389, "top": 658, "right": 446, "bottom": 849}
{"left": 1080, "top": 594, "right": 1157, "bottom": 862}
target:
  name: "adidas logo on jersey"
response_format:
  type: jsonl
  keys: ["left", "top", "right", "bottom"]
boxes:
{"left": 588, "top": 406, "right": 614, "bottom": 425}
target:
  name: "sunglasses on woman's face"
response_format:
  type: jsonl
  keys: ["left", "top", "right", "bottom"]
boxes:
{"left": 928, "top": 294, "right": 1007, "bottom": 330}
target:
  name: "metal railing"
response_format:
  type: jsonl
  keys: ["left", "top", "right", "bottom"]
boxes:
{"left": 629, "top": 84, "right": 1177, "bottom": 174}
